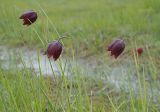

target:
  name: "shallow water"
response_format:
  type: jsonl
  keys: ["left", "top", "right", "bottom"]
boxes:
{"left": 0, "top": 46, "right": 66, "bottom": 76}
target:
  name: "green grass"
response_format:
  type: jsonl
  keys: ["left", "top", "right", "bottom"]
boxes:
{"left": 0, "top": 49, "right": 160, "bottom": 111}
{"left": 0, "top": 0, "right": 160, "bottom": 111}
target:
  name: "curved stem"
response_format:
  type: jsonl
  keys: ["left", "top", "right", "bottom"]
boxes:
{"left": 57, "top": 35, "right": 70, "bottom": 41}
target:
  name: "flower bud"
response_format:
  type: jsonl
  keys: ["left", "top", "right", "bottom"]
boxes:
{"left": 19, "top": 10, "right": 37, "bottom": 26}
{"left": 46, "top": 40, "right": 62, "bottom": 61}
{"left": 136, "top": 47, "right": 143, "bottom": 55}
{"left": 107, "top": 39, "right": 125, "bottom": 59}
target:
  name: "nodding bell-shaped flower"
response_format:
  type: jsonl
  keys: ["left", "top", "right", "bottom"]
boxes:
{"left": 19, "top": 10, "right": 37, "bottom": 26}
{"left": 107, "top": 39, "right": 125, "bottom": 59}
{"left": 136, "top": 47, "right": 143, "bottom": 55}
{"left": 46, "top": 40, "right": 62, "bottom": 61}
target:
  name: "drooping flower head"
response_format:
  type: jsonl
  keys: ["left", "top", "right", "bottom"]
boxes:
{"left": 19, "top": 10, "right": 37, "bottom": 26}
{"left": 46, "top": 40, "right": 62, "bottom": 61}
{"left": 136, "top": 47, "right": 143, "bottom": 55}
{"left": 107, "top": 39, "right": 125, "bottom": 59}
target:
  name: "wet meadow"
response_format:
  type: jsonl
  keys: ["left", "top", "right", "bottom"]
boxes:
{"left": 0, "top": 0, "right": 160, "bottom": 111}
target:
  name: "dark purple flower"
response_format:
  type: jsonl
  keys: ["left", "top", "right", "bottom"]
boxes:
{"left": 107, "top": 39, "right": 125, "bottom": 59}
{"left": 46, "top": 40, "right": 62, "bottom": 61}
{"left": 19, "top": 10, "right": 37, "bottom": 26}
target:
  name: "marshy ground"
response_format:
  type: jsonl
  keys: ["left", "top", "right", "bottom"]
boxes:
{"left": 0, "top": 0, "right": 160, "bottom": 111}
